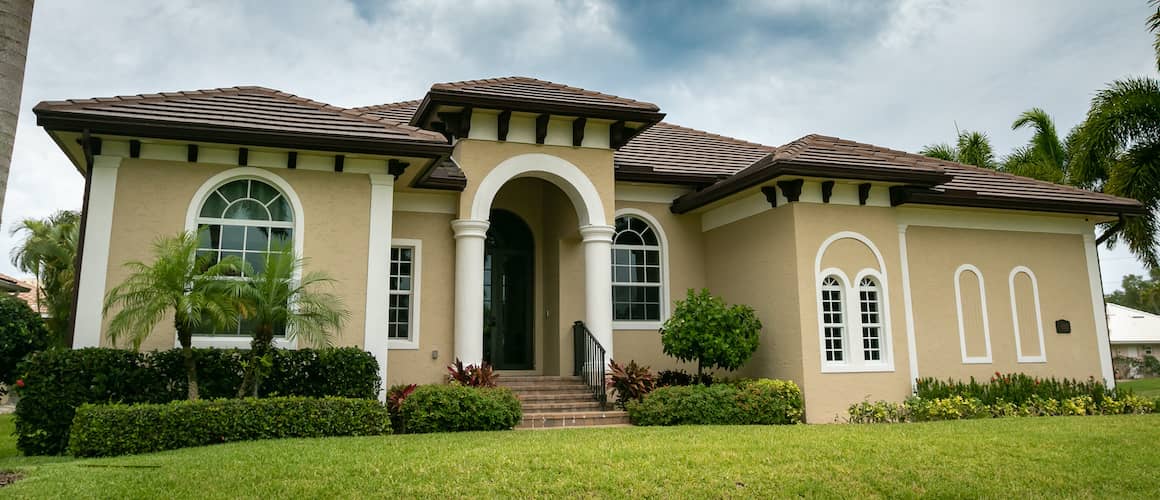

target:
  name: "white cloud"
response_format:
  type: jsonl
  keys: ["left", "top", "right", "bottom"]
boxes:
{"left": 1, "top": 0, "right": 1155, "bottom": 289}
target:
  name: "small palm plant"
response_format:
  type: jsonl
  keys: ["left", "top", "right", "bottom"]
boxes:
{"left": 235, "top": 247, "right": 348, "bottom": 398}
{"left": 103, "top": 231, "right": 243, "bottom": 401}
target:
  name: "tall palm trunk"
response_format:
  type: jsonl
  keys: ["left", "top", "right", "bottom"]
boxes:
{"left": 175, "top": 321, "right": 199, "bottom": 401}
{"left": 238, "top": 325, "right": 274, "bottom": 398}
{"left": 0, "top": 0, "right": 34, "bottom": 223}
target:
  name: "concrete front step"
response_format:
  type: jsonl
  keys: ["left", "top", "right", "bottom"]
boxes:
{"left": 516, "top": 392, "right": 598, "bottom": 403}
{"left": 522, "top": 401, "right": 605, "bottom": 412}
{"left": 503, "top": 383, "right": 591, "bottom": 392}
{"left": 499, "top": 375, "right": 583, "bottom": 383}
{"left": 518, "top": 410, "right": 630, "bottom": 429}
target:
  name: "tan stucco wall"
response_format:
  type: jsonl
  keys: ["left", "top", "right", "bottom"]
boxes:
{"left": 612, "top": 200, "right": 707, "bottom": 373}
{"left": 906, "top": 226, "right": 1103, "bottom": 381}
{"left": 386, "top": 211, "right": 456, "bottom": 386}
{"left": 103, "top": 159, "right": 372, "bottom": 351}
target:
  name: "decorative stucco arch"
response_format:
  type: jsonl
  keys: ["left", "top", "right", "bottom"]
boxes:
{"left": 470, "top": 153, "right": 607, "bottom": 226}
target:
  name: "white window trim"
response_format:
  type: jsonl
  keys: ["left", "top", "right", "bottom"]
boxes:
{"left": 182, "top": 168, "right": 304, "bottom": 350}
{"left": 954, "top": 264, "right": 993, "bottom": 364}
{"left": 388, "top": 238, "right": 422, "bottom": 350}
{"left": 814, "top": 231, "right": 896, "bottom": 373}
{"left": 1009, "top": 266, "right": 1047, "bottom": 363}
{"left": 611, "top": 208, "right": 670, "bottom": 330}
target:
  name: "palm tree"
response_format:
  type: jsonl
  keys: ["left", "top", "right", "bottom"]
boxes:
{"left": 0, "top": 0, "right": 34, "bottom": 223}
{"left": 919, "top": 130, "right": 998, "bottom": 169}
{"left": 235, "top": 248, "right": 347, "bottom": 398}
{"left": 10, "top": 210, "right": 79, "bottom": 346}
{"left": 103, "top": 231, "right": 243, "bottom": 400}
{"left": 1003, "top": 108, "right": 1069, "bottom": 184}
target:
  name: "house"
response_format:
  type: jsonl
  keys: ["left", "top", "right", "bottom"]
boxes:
{"left": 34, "top": 77, "right": 1141, "bottom": 422}
{"left": 1107, "top": 303, "right": 1160, "bottom": 361}
{"left": 0, "top": 273, "right": 29, "bottom": 294}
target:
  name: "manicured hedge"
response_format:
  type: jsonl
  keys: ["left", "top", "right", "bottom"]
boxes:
{"left": 14, "top": 347, "right": 379, "bottom": 455}
{"left": 848, "top": 393, "right": 1157, "bottom": 423}
{"left": 69, "top": 397, "right": 390, "bottom": 457}
{"left": 0, "top": 294, "right": 50, "bottom": 388}
{"left": 398, "top": 384, "right": 522, "bottom": 433}
{"left": 627, "top": 379, "right": 803, "bottom": 426}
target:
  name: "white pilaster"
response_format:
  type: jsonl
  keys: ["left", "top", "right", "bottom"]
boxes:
{"left": 74, "top": 155, "right": 122, "bottom": 348}
{"left": 897, "top": 224, "right": 919, "bottom": 390}
{"left": 364, "top": 174, "right": 394, "bottom": 402}
{"left": 580, "top": 224, "right": 616, "bottom": 363}
{"left": 1083, "top": 231, "right": 1116, "bottom": 387}
{"left": 452, "top": 218, "right": 490, "bottom": 365}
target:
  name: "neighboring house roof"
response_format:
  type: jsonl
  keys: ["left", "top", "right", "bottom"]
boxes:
{"left": 34, "top": 86, "right": 451, "bottom": 158}
{"left": 0, "top": 273, "right": 29, "bottom": 293}
{"left": 1107, "top": 303, "right": 1160, "bottom": 344}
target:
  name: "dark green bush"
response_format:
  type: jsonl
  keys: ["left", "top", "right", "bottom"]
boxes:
{"left": 660, "top": 289, "right": 762, "bottom": 377}
{"left": 627, "top": 379, "right": 803, "bottom": 426}
{"left": 14, "top": 346, "right": 379, "bottom": 455}
{"left": 656, "top": 369, "right": 714, "bottom": 387}
{"left": 69, "top": 397, "right": 390, "bottom": 457}
{"left": 399, "top": 384, "right": 521, "bottom": 433}
{"left": 0, "top": 294, "right": 50, "bottom": 388}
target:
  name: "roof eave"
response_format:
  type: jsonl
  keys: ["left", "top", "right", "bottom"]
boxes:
{"left": 891, "top": 187, "right": 1148, "bottom": 218}
{"left": 411, "top": 89, "right": 666, "bottom": 127}
{"left": 35, "top": 110, "right": 453, "bottom": 159}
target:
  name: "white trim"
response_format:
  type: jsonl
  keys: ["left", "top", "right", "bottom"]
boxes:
{"left": 394, "top": 192, "right": 457, "bottom": 214}
{"left": 580, "top": 224, "right": 617, "bottom": 364}
{"left": 614, "top": 183, "right": 692, "bottom": 204}
{"left": 1008, "top": 266, "right": 1047, "bottom": 363}
{"left": 897, "top": 225, "right": 919, "bottom": 388}
{"left": 816, "top": 268, "right": 851, "bottom": 366}
{"left": 363, "top": 174, "right": 394, "bottom": 401}
{"left": 953, "top": 264, "right": 993, "bottom": 364}
{"left": 74, "top": 155, "right": 122, "bottom": 348}
{"left": 452, "top": 218, "right": 490, "bottom": 365}
{"left": 1083, "top": 232, "right": 1116, "bottom": 387}
{"left": 701, "top": 191, "right": 772, "bottom": 232}
{"left": 388, "top": 238, "right": 422, "bottom": 350}
{"left": 183, "top": 167, "right": 305, "bottom": 350}
{"left": 471, "top": 153, "right": 607, "bottom": 226}
{"left": 813, "top": 231, "right": 896, "bottom": 373}
{"left": 897, "top": 206, "right": 1096, "bottom": 234}
{"left": 612, "top": 208, "right": 671, "bottom": 330}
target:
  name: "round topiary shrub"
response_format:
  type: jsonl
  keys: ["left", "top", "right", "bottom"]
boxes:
{"left": 660, "top": 289, "right": 762, "bottom": 378}
{"left": 0, "top": 293, "right": 49, "bottom": 388}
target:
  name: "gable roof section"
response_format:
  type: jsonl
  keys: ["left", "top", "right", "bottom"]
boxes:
{"left": 353, "top": 99, "right": 421, "bottom": 123}
{"left": 1107, "top": 303, "right": 1160, "bottom": 344}
{"left": 35, "top": 87, "right": 451, "bottom": 158}
{"left": 615, "top": 122, "right": 776, "bottom": 184}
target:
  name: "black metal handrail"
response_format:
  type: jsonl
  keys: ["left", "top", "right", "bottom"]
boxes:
{"left": 572, "top": 320, "right": 607, "bottom": 409}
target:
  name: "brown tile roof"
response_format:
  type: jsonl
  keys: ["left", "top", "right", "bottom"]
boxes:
{"left": 0, "top": 273, "right": 29, "bottom": 293}
{"left": 615, "top": 122, "right": 776, "bottom": 183}
{"left": 352, "top": 99, "right": 421, "bottom": 123}
{"left": 429, "top": 76, "right": 661, "bottom": 113}
{"left": 35, "top": 87, "right": 451, "bottom": 157}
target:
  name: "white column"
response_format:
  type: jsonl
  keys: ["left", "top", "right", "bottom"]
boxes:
{"left": 74, "top": 155, "right": 122, "bottom": 348}
{"left": 1083, "top": 231, "right": 1116, "bottom": 387}
{"left": 897, "top": 224, "right": 919, "bottom": 390}
{"left": 452, "top": 218, "right": 489, "bottom": 365}
{"left": 580, "top": 224, "right": 616, "bottom": 363}
{"left": 364, "top": 173, "right": 394, "bottom": 402}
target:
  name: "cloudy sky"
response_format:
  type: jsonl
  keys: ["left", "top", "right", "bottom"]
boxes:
{"left": 2, "top": 0, "right": 1156, "bottom": 291}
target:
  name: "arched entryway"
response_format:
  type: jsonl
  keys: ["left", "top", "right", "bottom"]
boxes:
{"left": 484, "top": 209, "right": 535, "bottom": 370}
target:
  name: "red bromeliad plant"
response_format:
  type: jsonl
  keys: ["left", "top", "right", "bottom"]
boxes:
{"left": 607, "top": 359, "right": 655, "bottom": 409}
{"left": 446, "top": 359, "right": 498, "bottom": 387}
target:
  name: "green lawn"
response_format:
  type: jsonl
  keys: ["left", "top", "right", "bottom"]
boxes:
{"left": 1119, "top": 378, "right": 1160, "bottom": 398}
{"left": 3, "top": 414, "right": 1160, "bottom": 498}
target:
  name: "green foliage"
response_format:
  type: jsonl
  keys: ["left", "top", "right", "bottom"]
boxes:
{"left": 607, "top": 359, "right": 655, "bottom": 409}
{"left": 445, "top": 359, "right": 498, "bottom": 387}
{"left": 0, "top": 294, "right": 49, "bottom": 388}
{"left": 849, "top": 393, "right": 1155, "bottom": 424}
{"left": 12, "top": 347, "right": 379, "bottom": 455}
{"left": 919, "top": 130, "right": 997, "bottom": 169}
{"left": 915, "top": 373, "right": 1115, "bottom": 406}
{"left": 660, "top": 289, "right": 761, "bottom": 377}
{"left": 626, "top": 379, "right": 802, "bottom": 426}
{"left": 1106, "top": 269, "right": 1160, "bottom": 314}
{"left": 234, "top": 248, "right": 348, "bottom": 398}
{"left": 9, "top": 210, "right": 79, "bottom": 347}
{"left": 386, "top": 384, "right": 417, "bottom": 431}
{"left": 398, "top": 384, "right": 521, "bottom": 434}
{"left": 68, "top": 397, "right": 389, "bottom": 457}
{"left": 656, "top": 369, "right": 713, "bottom": 387}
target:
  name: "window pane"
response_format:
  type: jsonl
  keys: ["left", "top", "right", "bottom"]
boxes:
{"left": 221, "top": 226, "right": 245, "bottom": 251}
{"left": 224, "top": 199, "right": 271, "bottom": 221}
{"left": 250, "top": 181, "right": 280, "bottom": 205}
{"left": 615, "top": 232, "right": 643, "bottom": 245}
{"left": 269, "top": 228, "right": 292, "bottom": 249}
{"left": 199, "top": 193, "right": 227, "bottom": 218}
{"left": 645, "top": 267, "right": 660, "bottom": 283}
{"left": 268, "top": 197, "right": 292, "bottom": 222}
{"left": 641, "top": 227, "right": 658, "bottom": 246}
{"left": 614, "top": 302, "right": 630, "bottom": 320}
{"left": 197, "top": 224, "right": 219, "bottom": 250}
{"left": 645, "top": 250, "right": 659, "bottom": 266}
{"left": 245, "top": 227, "right": 269, "bottom": 252}
{"left": 245, "top": 252, "right": 266, "bottom": 275}
{"left": 217, "top": 180, "right": 248, "bottom": 202}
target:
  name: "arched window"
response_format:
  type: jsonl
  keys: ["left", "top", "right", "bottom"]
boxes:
{"left": 195, "top": 178, "right": 294, "bottom": 336}
{"left": 821, "top": 276, "right": 845, "bottom": 362}
{"left": 612, "top": 214, "right": 663, "bottom": 323}
{"left": 858, "top": 277, "right": 883, "bottom": 362}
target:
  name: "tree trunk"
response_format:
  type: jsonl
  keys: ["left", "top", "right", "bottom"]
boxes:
{"left": 0, "top": 0, "right": 33, "bottom": 225}
{"left": 237, "top": 325, "right": 273, "bottom": 398}
{"left": 176, "top": 324, "right": 199, "bottom": 401}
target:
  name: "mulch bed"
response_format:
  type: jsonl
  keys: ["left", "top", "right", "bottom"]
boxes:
{"left": 0, "top": 471, "right": 22, "bottom": 487}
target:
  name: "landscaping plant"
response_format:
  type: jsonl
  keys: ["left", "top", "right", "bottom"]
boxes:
{"left": 9, "top": 209, "right": 79, "bottom": 347}
{"left": 656, "top": 369, "right": 713, "bottom": 387}
{"left": 446, "top": 358, "right": 498, "bottom": 387}
{"left": 234, "top": 248, "right": 348, "bottom": 398}
{"left": 102, "top": 231, "right": 244, "bottom": 400}
{"left": 398, "top": 384, "right": 521, "bottom": 433}
{"left": 627, "top": 379, "right": 803, "bottom": 426}
{"left": 0, "top": 294, "right": 49, "bottom": 394}
{"left": 607, "top": 359, "right": 655, "bottom": 409}
{"left": 660, "top": 289, "right": 761, "bottom": 379}
{"left": 387, "top": 383, "right": 417, "bottom": 430}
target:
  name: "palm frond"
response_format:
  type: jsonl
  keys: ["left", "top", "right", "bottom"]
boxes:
{"left": 956, "top": 131, "right": 997, "bottom": 169}
{"left": 919, "top": 143, "right": 957, "bottom": 161}
{"left": 1011, "top": 107, "right": 1066, "bottom": 175}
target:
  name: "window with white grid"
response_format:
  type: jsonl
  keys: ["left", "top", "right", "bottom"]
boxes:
{"left": 859, "top": 277, "right": 883, "bottom": 362}
{"left": 821, "top": 276, "right": 845, "bottom": 362}
{"left": 612, "top": 215, "right": 663, "bottom": 322}
{"left": 388, "top": 246, "right": 414, "bottom": 341}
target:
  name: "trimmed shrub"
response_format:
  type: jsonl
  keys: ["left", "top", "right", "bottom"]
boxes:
{"left": 660, "top": 289, "right": 761, "bottom": 377}
{"left": 627, "top": 379, "right": 803, "bottom": 426}
{"left": 69, "top": 397, "right": 389, "bottom": 457}
{"left": 0, "top": 294, "right": 50, "bottom": 389}
{"left": 916, "top": 373, "right": 1114, "bottom": 406}
{"left": 399, "top": 384, "right": 521, "bottom": 433}
{"left": 848, "top": 392, "right": 1156, "bottom": 423}
{"left": 656, "top": 369, "right": 713, "bottom": 387}
{"left": 14, "top": 346, "right": 379, "bottom": 455}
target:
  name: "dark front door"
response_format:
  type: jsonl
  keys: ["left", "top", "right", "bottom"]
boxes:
{"left": 483, "top": 210, "right": 534, "bottom": 370}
